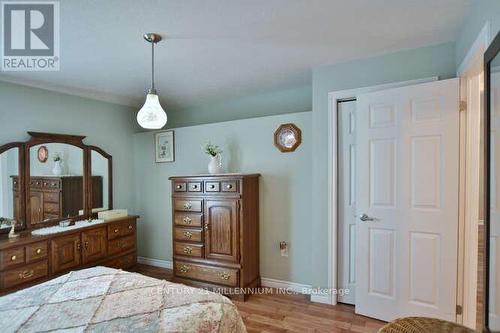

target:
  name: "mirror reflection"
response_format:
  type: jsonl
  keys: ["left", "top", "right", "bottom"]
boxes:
{"left": 0, "top": 148, "right": 20, "bottom": 230}
{"left": 90, "top": 150, "right": 107, "bottom": 214}
{"left": 490, "top": 54, "right": 500, "bottom": 331}
{"left": 29, "top": 143, "right": 84, "bottom": 224}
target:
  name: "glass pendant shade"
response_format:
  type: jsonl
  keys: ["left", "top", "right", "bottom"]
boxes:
{"left": 136, "top": 93, "right": 167, "bottom": 129}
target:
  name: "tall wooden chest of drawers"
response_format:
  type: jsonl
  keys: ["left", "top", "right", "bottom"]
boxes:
{"left": 169, "top": 174, "right": 260, "bottom": 300}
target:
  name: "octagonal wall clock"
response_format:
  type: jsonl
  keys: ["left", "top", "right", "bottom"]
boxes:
{"left": 274, "top": 123, "right": 302, "bottom": 153}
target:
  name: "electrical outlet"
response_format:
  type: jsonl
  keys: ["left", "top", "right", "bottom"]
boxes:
{"left": 280, "top": 241, "right": 288, "bottom": 257}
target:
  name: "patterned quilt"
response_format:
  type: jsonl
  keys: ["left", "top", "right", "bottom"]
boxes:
{"left": 0, "top": 266, "right": 246, "bottom": 333}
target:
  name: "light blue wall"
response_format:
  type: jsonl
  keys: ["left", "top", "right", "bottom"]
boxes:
{"left": 133, "top": 112, "right": 312, "bottom": 284}
{"left": 0, "top": 81, "right": 137, "bottom": 212}
{"left": 310, "top": 42, "right": 457, "bottom": 287}
{"left": 456, "top": 0, "right": 500, "bottom": 67}
{"left": 136, "top": 85, "right": 312, "bottom": 130}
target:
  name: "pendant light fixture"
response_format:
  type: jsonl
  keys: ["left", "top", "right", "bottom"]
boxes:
{"left": 137, "top": 33, "right": 167, "bottom": 129}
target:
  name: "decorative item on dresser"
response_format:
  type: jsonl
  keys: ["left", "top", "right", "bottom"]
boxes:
{"left": 0, "top": 215, "right": 138, "bottom": 292}
{"left": 169, "top": 174, "right": 260, "bottom": 301}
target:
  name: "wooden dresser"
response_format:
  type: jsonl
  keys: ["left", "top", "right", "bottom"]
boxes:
{"left": 0, "top": 215, "right": 138, "bottom": 293}
{"left": 12, "top": 176, "right": 103, "bottom": 223}
{"left": 169, "top": 174, "right": 260, "bottom": 300}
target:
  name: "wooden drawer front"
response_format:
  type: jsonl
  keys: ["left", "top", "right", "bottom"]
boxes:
{"left": 174, "top": 182, "right": 187, "bottom": 192}
{"left": 174, "top": 242, "right": 203, "bottom": 258}
{"left": 174, "top": 213, "right": 203, "bottom": 227}
{"left": 221, "top": 180, "right": 238, "bottom": 192}
{"left": 43, "top": 179, "right": 60, "bottom": 189}
{"left": 104, "top": 252, "right": 136, "bottom": 269}
{"left": 187, "top": 182, "right": 202, "bottom": 192}
{"left": 44, "top": 202, "right": 59, "bottom": 214}
{"left": 43, "top": 192, "right": 59, "bottom": 203}
{"left": 205, "top": 182, "right": 220, "bottom": 192}
{"left": 108, "top": 235, "right": 136, "bottom": 256}
{"left": 174, "top": 199, "right": 202, "bottom": 212}
{"left": 30, "top": 179, "right": 42, "bottom": 189}
{"left": 26, "top": 242, "right": 48, "bottom": 263}
{"left": 175, "top": 261, "right": 238, "bottom": 287}
{"left": 1, "top": 260, "right": 48, "bottom": 289}
{"left": 108, "top": 220, "right": 136, "bottom": 240}
{"left": 174, "top": 227, "right": 203, "bottom": 242}
{"left": 1, "top": 247, "right": 25, "bottom": 270}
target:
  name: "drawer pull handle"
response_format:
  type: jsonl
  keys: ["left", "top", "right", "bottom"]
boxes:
{"left": 183, "top": 217, "right": 192, "bottom": 224}
{"left": 114, "top": 229, "right": 119, "bottom": 233}
{"left": 226, "top": 184, "right": 233, "bottom": 190}
{"left": 19, "top": 270, "right": 34, "bottom": 279}
{"left": 210, "top": 184, "right": 215, "bottom": 189}
{"left": 219, "top": 272, "right": 231, "bottom": 280}
{"left": 36, "top": 248, "right": 42, "bottom": 255}
{"left": 128, "top": 225, "right": 133, "bottom": 230}
{"left": 179, "top": 264, "right": 190, "bottom": 273}
{"left": 84, "top": 241, "right": 89, "bottom": 250}
{"left": 192, "top": 185, "right": 198, "bottom": 189}
{"left": 183, "top": 231, "right": 193, "bottom": 239}
{"left": 183, "top": 202, "right": 192, "bottom": 210}
{"left": 204, "top": 223, "right": 209, "bottom": 230}
{"left": 76, "top": 242, "right": 81, "bottom": 251}
{"left": 183, "top": 246, "right": 192, "bottom": 255}
{"left": 10, "top": 255, "right": 16, "bottom": 261}
{"left": 176, "top": 184, "right": 182, "bottom": 190}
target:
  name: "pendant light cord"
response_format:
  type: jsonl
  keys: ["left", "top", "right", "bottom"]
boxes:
{"left": 151, "top": 41, "right": 155, "bottom": 92}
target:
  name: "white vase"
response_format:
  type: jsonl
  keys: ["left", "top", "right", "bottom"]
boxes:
{"left": 208, "top": 155, "right": 222, "bottom": 174}
{"left": 52, "top": 161, "right": 63, "bottom": 176}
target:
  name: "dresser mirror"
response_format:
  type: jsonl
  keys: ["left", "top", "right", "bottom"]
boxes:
{"left": 485, "top": 31, "right": 500, "bottom": 332}
{"left": 90, "top": 148, "right": 112, "bottom": 215}
{"left": 0, "top": 132, "right": 113, "bottom": 233}
{"left": 28, "top": 143, "right": 85, "bottom": 225}
{"left": 0, "top": 145, "right": 23, "bottom": 230}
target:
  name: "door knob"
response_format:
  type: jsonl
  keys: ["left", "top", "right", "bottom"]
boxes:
{"left": 359, "top": 214, "right": 375, "bottom": 222}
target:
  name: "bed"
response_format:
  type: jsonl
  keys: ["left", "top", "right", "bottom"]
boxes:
{"left": 0, "top": 266, "right": 246, "bottom": 333}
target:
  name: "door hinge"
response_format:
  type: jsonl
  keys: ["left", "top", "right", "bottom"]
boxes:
{"left": 459, "top": 101, "right": 467, "bottom": 112}
{"left": 456, "top": 305, "right": 463, "bottom": 315}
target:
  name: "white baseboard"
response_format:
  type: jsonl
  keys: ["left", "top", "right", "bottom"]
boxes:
{"left": 310, "top": 293, "right": 333, "bottom": 305}
{"left": 260, "top": 277, "right": 312, "bottom": 295}
{"left": 137, "top": 256, "right": 173, "bottom": 269}
{"left": 137, "top": 256, "right": 331, "bottom": 304}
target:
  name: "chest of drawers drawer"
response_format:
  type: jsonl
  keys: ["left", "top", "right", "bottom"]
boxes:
{"left": 174, "top": 227, "right": 203, "bottom": 242}
{"left": 108, "top": 235, "right": 136, "bottom": 256}
{"left": 0, "top": 260, "right": 48, "bottom": 289}
{"left": 26, "top": 242, "right": 48, "bottom": 263}
{"left": 0, "top": 247, "right": 25, "bottom": 270}
{"left": 174, "top": 213, "right": 203, "bottom": 227}
{"left": 108, "top": 220, "right": 136, "bottom": 240}
{"left": 175, "top": 261, "right": 238, "bottom": 287}
{"left": 174, "top": 242, "right": 204, "bottom": 258}
{"left": 174, "top": 199, "right": 202, "bottom": 212}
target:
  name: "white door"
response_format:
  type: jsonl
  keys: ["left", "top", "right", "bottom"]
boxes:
{"left": 338, "top": 100, "right": 357, "bottom": 305}
{"left": 489, "top": 72, "right": 500, "bottom": 330}
{"left": 355, "top": 79, "right": 459, "bottom": 322}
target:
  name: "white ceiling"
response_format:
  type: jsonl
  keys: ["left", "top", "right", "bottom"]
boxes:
{"left": 0, "top": 0, "right": 472, "bottom": 111}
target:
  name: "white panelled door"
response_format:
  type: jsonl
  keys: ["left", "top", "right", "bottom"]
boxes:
{"left": 489, "top": 72, "right": 500, "bottom": 329}
{"left": 355, "top": 79, "right": 459, "bottom": 322}
{"left": 338, "top": 100, "right": 357, "bottom": 305}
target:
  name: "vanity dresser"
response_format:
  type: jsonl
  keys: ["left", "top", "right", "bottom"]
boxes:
{"left": 170, "top": 174, "right": 260, "bottom": 300}
{"left": 0, "top": 132, "right": 138, "bottom": 293}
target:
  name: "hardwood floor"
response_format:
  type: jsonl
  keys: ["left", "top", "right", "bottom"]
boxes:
{"left": 132, "top": 264, "right": 386, "bottom": 333}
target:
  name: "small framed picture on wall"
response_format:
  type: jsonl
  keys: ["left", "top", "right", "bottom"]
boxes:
{"left": 155, "top": 130, "right": 175, "bottom": 163}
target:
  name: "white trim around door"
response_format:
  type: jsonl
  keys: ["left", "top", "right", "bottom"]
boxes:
{"left": 327, "top": 76, "right": 438, "bottom": 306}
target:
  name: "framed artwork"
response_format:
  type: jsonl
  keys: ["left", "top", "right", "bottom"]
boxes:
{"left": 155, "top": 130, "right": 175, "bottom": 163}
{"left": 37, "top": 146, "right": 48, "bottom": 162}
{"left": 274, "top": 123, "right": 302, "bottom": 152}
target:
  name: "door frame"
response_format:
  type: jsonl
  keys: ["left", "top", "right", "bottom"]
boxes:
{"left": 456, "top": 20, "right": 490, "bottom": 329}
{"left": 326, "top": 76, "right": 438, "bottom": 306}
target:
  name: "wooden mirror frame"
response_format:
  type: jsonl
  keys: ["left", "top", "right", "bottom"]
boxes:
{"left": 0, "top": 142, "right": 26, "bottom": 232}
{"left": 484, "top": 31, "right": 500, "bottom": 333}
{"left": 0, "top": 132, "right": 113, "bottom": 233}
